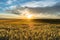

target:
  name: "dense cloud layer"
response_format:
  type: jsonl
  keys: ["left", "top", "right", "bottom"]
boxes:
{"left": 6, "top": 1, "right": 60, "bottom": 19}
{"left": 0, "top": 0, "right": 60, "bottom": 19}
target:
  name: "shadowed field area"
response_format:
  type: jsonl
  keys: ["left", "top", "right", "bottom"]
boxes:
{"left": 0, "top": 19, "right": 60, "bottom": 40}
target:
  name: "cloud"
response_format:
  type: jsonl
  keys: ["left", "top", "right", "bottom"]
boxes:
{"left": 10, "top": 1, "right": 60, "bottom": 19}
{"left": 6, "top": 6, "right": 60, "bottom": 19}
{"left": 4, "top": 5, "right": 17, "bottom": 11}
{"left": 2, "top": 0, "right": 60, "bottom": 19}
{"left": 6, "top": 0, "right": 17, "bottom": 5}
{"left": 33, "top": 13, "right": 60, "bottom": 19}
{"left": 0, "top": 13, "right": 20, "bottom": 19}
{"left": 9, "top": 5, "right": 17, "bottom": 9}
{"left": 13, "top": 0, "right": 17, "bottom": 1}
{"left": 21, "top": 0, "right": 57, "bottom": 7}
{"left": 0, "top": 2, "right": 4, "bottom": 4}
{"left": 0, "top": 7, "right": 2, "bottom": 9}
{"left": 6, "top": 0, "right": 13, "bottom": 5}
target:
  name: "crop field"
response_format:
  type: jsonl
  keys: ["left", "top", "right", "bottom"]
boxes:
{"left": 0, "top": 19, "right": 60, "bottom": 40}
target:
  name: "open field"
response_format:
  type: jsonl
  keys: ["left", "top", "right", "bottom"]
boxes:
{"left": 0, "top": 19, "right": 60, "bottom": 40}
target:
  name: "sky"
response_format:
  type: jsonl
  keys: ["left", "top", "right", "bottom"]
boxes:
{"left": 0, "top": 0, "right": 60, "bottom": 19}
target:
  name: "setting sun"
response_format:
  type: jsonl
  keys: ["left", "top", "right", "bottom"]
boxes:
{"left": 26, "top": 14, "right": 33, "bottom": 19}
{"left": 21, "top": 10, "right": 34, "bottom": 19}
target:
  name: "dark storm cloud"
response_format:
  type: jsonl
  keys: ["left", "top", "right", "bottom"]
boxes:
{"left": 10, "top": 1, "right": 60, "bottom": 15}
{"left": 5, "top": 1, "right": 60, "bottom": 19}
{"left": 26, "top": 2, "right": 60, "bottom": 15}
